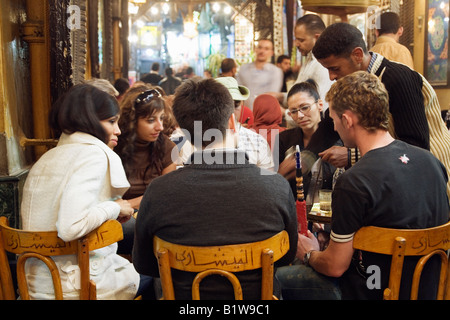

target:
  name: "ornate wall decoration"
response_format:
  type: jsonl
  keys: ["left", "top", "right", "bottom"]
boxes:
{"left": 49, "top": 0, "right": 73, "bottom": 105}
{"left": 228, "top": 0, "right": 275, "bottom": 42}
{"left": 101, "top": 0, "right": 114, "bottom": 81}
{"left": 272, "top": 0, "right": 284, "bottom": 58}
{"left": 0, "top": 172, "right": 28, "bottom": 229}
{"left": 89, "top": 0, "right": 114, "bottom": 82}
{"left": 70, "top": 0, "right": 87, "bottom": 85}
{"left": 89, "top": 0, "right": 100, "bottom": 78}
{"left": 425, "top": 0, "right": 450, "bottom": 87}
{"left": 254, "top": 0, "right": 274, "bottom": 40}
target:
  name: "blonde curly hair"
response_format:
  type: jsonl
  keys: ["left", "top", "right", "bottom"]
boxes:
{"left": 326, "top": 71, "right": 390, "bottom": 132}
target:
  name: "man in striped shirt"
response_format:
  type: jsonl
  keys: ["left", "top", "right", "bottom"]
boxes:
{"left": 312, "top": 22, "right": 450, "bottom": 200}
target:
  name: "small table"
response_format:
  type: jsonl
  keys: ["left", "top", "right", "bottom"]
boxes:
{"left": 307, "top": 203, "right": 332, "bottom": 224}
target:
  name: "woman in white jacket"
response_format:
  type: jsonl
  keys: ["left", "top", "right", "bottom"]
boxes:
{"left": 20, "top": 84, "right": 145, "bottom": 300}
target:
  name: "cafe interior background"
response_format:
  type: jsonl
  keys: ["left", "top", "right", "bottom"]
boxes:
{"left": 0, "top": 0, "right": 449, "bottom": 228}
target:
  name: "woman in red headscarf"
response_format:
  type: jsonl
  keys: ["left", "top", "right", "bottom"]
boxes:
{"left": 248, "top": 94, "right": 286, "bottom": 149}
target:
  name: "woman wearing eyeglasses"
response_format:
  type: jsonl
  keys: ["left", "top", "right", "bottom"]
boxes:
{"left": 20, "top": 84, "right": 143, "bottom": 299}
{"left": 115, "top": 84, "right": 177, "bottom": 255}
{"left": 274, "top": 80, "right": 342, "bottom": 200}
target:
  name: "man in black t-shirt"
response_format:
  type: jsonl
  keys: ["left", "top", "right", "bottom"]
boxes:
{"left": 276, "top": 71, "right": 449, "bottom": 300}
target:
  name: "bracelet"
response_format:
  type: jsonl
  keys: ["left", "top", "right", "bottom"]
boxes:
{"left": 350, "top": 148, "right": 360, "bottom": 166}
{"left": 303, "top": 250, "right": 315, "bottom": 267}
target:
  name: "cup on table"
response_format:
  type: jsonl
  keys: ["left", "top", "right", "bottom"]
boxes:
{"left": 319, "top": 189, "right": 332, "bottom": 212}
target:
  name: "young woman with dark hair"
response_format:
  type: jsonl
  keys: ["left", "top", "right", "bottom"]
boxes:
{"left": 274, "top": 80, "right": 342, "bottom": 200}
{"left": 20, "top": 84, "right": 148, "bottom": 300}
{"left": 115, "top": 84, "right": 177, "bottom": 209}
{"left": 115, "top": 84, "right": 177, "bottom": 256}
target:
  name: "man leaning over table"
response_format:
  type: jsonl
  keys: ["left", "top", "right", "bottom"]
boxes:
{"left": 276, "top": 72, "right": 449, "bottom": 300}
{"left": 312, "top": 22, "right": 450, "bottom": 201}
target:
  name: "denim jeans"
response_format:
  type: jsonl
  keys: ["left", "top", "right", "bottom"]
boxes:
{"left": 117, "top": 216, "right": 136, "bottom": 255}
{"left": 275, "top": 264, "right": 342, "bottom": 300}
{"left": 136, "top": 275, "right": 157, "bottom": 300}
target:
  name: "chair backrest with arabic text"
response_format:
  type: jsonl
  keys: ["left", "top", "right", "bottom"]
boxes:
{"left": 353, "top": 221, "right": 450, "bottom": 300}
{"left": 0, "top": 217, "right": 123, "bottom": 300}
{"left": 153, "top": 230, "right": 289, "bottom": 300}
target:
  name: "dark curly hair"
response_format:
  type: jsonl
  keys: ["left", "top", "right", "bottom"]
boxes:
{"left": 115, "top": 84, "right": 167, "bottom": 176}
{"left": 312, "top": 22, "right": 368, "bottom": 60}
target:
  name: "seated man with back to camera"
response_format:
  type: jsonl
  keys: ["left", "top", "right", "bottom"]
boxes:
{"left": 132, "top": 78, "right": 298, "bottom": 300}
{"left": 276, "top": 71, "right": 449, "bottom": 300}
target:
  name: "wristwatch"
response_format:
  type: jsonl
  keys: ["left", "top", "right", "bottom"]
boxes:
{"left": 303, "top": 250, "right": 314, "bottom": 266}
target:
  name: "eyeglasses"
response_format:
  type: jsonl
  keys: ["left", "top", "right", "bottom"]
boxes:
{"left": 135, "top": 89, "right": 162, "bottom": 105}
{"left": 288, "top": 101, "right": 318, "bottom": 116}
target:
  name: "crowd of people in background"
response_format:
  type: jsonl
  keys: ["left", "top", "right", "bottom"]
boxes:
{"left": 18, "top": 12, "right": 450, "bottom": 301}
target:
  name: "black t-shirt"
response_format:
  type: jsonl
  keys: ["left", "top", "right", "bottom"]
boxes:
{"left": 331, "top": 140, "right": 449, "bottom": 299}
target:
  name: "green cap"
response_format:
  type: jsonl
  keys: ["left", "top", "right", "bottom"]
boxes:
{"left": 215, "top": 76, "right": 250, "bottom": 101}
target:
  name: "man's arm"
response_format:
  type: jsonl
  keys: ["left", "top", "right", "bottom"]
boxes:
{"left": 297, "top": 230, "right": 354, "bottom": 278}
{"left": 319, "top": 146, "right": 348, "bottom": 168}
{"left": 132, "top": 188, "right": 160, "bottom": 277}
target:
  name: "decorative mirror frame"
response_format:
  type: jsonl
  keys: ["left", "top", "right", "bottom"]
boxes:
{"left": 425, "top": 0, "right": 450, "bottom": 87}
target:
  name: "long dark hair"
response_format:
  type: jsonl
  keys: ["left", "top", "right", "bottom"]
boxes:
{"left": 49, "top": 84, "right": 119, "bottom": 144}
{"left": 115, "top": 84, "right": 167, "bottom": 176}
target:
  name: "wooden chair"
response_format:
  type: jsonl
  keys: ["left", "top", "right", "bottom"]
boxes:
{"left": 0, "top": 216, "right": 123, "bottom": 300}
{"left": 353, "top": 221, "right": 450, "bottom": 300}
{"left": 153, "top": 230, "right": 289, "bottom": 300}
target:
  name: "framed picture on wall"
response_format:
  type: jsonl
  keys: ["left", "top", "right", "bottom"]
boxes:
{"left": 425, "top": 0, "right": 450, "bottom": 87}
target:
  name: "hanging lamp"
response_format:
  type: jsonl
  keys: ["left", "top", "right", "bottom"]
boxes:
{"left": 301, "top": 0, "right": 380, "bottom": 20}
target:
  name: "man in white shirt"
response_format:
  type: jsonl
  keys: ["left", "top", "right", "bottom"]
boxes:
{"left": 216, "top": 76, "right": 275, "bottom": 171}
{"left": 294, "top": 14, "right": 333, "bottom": 110}
{"left": 271, "top": 14, "right": 333, "bottom": 127}
{"left": 235, "top": 39, "right": 284, "bottom": 110}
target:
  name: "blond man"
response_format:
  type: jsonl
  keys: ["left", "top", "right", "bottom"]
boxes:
{"left": 277, "top": 72, "right": 449, "bottom": 300}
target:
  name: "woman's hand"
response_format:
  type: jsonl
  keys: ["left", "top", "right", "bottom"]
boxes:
{"left": 115, "top": 199, "right": 134, "bottom": 224}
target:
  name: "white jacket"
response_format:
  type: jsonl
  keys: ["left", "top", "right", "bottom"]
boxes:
{"left": 20, "top": 132, "right": 140, "bottom": 300}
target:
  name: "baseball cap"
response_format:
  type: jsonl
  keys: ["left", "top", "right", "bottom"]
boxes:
{"left": 215, "top": 77, "right": 250, "bottom": 101}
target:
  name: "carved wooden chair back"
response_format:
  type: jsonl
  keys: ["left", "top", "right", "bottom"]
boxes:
{"left": 153, "top": 230, "right": 290, "bottom": 300}
{"left": 0, "top": 217, "right": 123, "bottom": 300}
{"left": 353, "top": 221, "right": 450, "bottom": 300}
